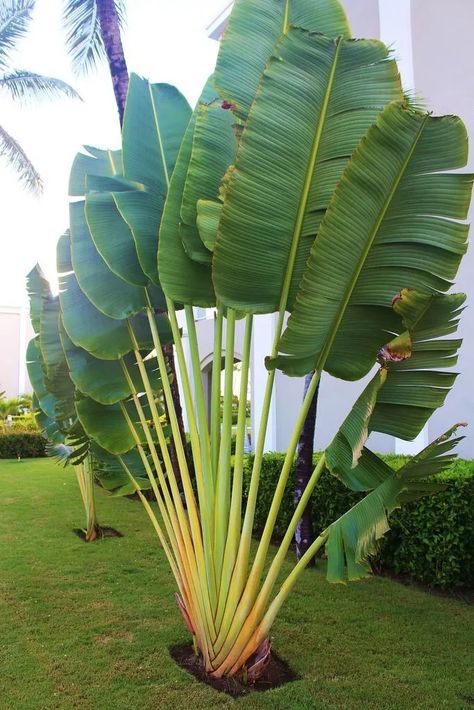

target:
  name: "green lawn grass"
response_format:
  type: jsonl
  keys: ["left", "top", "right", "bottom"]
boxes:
{"left": 0, "top": 458, "right": 473, "bottom": 710}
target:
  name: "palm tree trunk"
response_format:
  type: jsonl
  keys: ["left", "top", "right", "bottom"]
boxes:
{"left": 294, "top": 373, "right": 319, "bottom": 564}
{"left": 96, "top": 0, "right": 129, "bottom": 126}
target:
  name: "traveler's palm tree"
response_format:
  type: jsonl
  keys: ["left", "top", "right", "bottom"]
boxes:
{"left": 0, "top": 0, "right": 79, "bottom": 193}
{"left": 62, "top": 0, "right": 128, "bottom": 124}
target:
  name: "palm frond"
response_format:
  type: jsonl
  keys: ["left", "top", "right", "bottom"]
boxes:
{"left": 0, "top": 70, "right": 80, "bottom": 102}
{"left": 62, "top": 0, "right": 126, "bottom": 74}
{"left": 0, "top": 123, "right": 42, "bottom": 192}
{"left": 0, "top": 0, "right": 35, "bottom": 72}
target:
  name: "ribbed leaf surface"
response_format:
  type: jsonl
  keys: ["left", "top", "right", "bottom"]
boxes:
{"left": 213, "top": 29, "right": 403, "bottom": 313}
{"left": 214, "top": 0, "right": 350, "bottom": 120}
{"left": 70, "top": 200, "right": 147, "bottom": 319}
{"left": 326, "top": 290, "right": 465, "bottom": 491}
{"left": 58, "top": 232, "right": 153, "bottom": 360}
{"left": 158, "top": 79, "right": 217, "bottom": 306}
{"left": 60, "top": 326, "right": 162, "bottom": 406}
{"left": 272, "top": 103, "right": 471, "bottom": 378}
{"left": 180, "top": 100, "right": 237, "bottom": 262}
{"left": 326, "top": 425, "right": 463, "bottom": 582}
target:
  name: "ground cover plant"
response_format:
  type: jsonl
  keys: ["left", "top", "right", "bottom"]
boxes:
{"left": 27, "top": 0, "right": 472, "bottom": 684}
{"left": 1, "top": 458, "right": 473, "bottom": 709}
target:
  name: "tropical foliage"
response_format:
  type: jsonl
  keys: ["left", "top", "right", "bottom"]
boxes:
{"left": 27, "top": 0, "right": 471, "bottom": 681}
{"left": 0, "top": 0, "right": 79, "bottom": 192}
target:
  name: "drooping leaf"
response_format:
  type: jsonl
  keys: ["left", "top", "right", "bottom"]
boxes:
{"left": 0, "top": 0, "right": 35, "bottom": 72}
{"left": 325, "top": 425, "right": 464, "bottom": 582}
{"left": 271, "top": 102, "right": 471, "bottom": 378}
{"left": 326, "top": 289, "right": 465, "bottom": 491}
{"left": 0, "top": 124, "right": 42, "bottom": 193}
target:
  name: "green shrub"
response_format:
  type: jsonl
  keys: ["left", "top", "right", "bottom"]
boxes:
{"left": 243, "top": 453, "right": 474, "bottom": 589}
{"left": 0, "top": 431, "right": 46, "bottom": 459}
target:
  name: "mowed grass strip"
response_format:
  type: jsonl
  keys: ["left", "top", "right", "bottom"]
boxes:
{"left": 0, "top": 458, "right": 473, "bottom": 710}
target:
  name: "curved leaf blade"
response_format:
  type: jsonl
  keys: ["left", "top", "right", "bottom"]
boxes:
{"left": 213, "top": 30, "right": 403, "bottom": 314}
{"left": 272, "top": 103, "right": 471, "bottom": 378}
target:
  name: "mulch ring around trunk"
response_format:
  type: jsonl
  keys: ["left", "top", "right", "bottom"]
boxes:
{"left": 73, "top": 526, "right": 123, "bottom": 541}
{"left": 170, "top": 642, "right": 300, "bottom": 698}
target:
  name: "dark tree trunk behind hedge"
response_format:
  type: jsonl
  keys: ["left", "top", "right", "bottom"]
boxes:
{"left": 294, "top": 373, "right": 319, "bottom": 563}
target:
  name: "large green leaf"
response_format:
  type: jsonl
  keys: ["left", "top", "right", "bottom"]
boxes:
{"left": 122, "top": 74, "right": 192, "bottom": 195}
{"left": 76, "top": 396, "right": 155, "bottom": 455}
{"left": 58, "top": 232, "right": 154, "bottom": 360}
{"left": 26, "top": 338, "right": 55, "bottom": 419}
{"left": 85, "top": 191, "right": 149, "bottom": 286}
{"left": 158, "top": 79, "right": 218, "bottom": 306}
{"left": 325, "top": 424, "right": 464, "bottom": 583}
{"left": 214, "top": 0, "right": 350, "bottom": 120}
{"left": 69, "top": 145, "right": 122, "bottom": 196}
{"left": 180, "top": 99, "right": 237, "bottom": 262}
{"left": 70, "top": 200, "right": 147, "bottom": 319}
{"left": 213, "top": 29, "right": 403, "bottom": 314}
{"left": 38, "top": 296, "right": 63, "bottom": 378}
{"left": 92, "top": 446, "right": 152, "bottom": 497}
{"left": 271, "top": 102, "right": 471, "bottom": 378}
{"left": 60, "top": 325, "right": 162, "bottom": 406}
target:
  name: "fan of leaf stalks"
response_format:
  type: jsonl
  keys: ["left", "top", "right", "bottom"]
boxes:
{"left": 27, "top": 0, "right": 472, "bottom": 680}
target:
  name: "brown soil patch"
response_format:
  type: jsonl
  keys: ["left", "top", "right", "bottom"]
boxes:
{"left": 170, "top": 643, "right": 300, "bottom": 698}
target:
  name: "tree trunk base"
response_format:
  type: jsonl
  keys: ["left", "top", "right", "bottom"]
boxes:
{"left": 73, "top": 526, "right": 123, "bottom": 541}
{"left": 170, "top": 642, "right": 300, "bottom": 697}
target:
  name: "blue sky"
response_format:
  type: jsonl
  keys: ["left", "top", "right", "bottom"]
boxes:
{"left": 0, "top": 0, "right": 224, "bottom": 305}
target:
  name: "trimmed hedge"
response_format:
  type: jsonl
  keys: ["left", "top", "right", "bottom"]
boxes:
{"left": 243, "top": 453, "right": 474, "bottom": 589}
{"left": 0, "top": 431, "right": 47, "bottom": 459}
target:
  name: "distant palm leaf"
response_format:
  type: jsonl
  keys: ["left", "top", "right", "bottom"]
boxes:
{"left": 0, "top": 0, "right": 35, "bottom": 71}
{"left": 0, "top": 124, "right": 42, "bottom": 192}
{"left": 0, "top": 70, "right": 80, "bottom": 102}
{"left": 0, "top": 1, "right": 80, "bottom": 193}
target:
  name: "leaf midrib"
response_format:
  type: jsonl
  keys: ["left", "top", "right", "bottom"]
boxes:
{"left": 148, "top": 82, "right": 170, "bottom": 189}
{"left": 312, "top": 109, "right": 430, "bottom": 375}
{"left": 272, "top": 37, "right": 343, "bottom": 354}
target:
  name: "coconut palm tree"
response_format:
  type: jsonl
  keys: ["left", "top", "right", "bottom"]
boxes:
{"left": 62, "top": 0, "right": 128, "bottom": 125}
{"left": 0, "top": 0, "right": 79, "bottom": 193}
